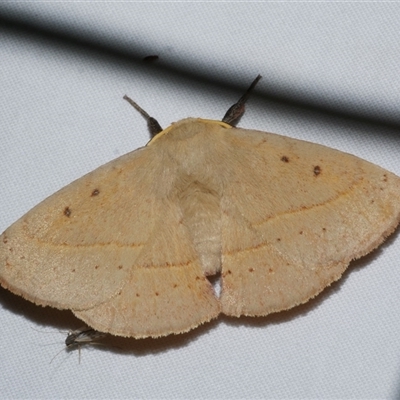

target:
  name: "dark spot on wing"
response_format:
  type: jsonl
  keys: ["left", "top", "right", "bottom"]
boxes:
{"left": 313, "top": 166, "right": 321, "bottom": 176}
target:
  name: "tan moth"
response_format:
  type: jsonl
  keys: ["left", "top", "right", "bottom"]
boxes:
{"left": 1, "top": 76, "right": 400, "bottom": 339}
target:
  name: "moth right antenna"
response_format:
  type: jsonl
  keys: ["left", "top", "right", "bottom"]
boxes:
{"left": 222, "top": 75, "right": 262, "bottom": 126}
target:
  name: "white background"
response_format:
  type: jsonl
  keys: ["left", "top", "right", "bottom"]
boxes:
{"left": 1, "top": 2, "right": 400, "bottom": 399}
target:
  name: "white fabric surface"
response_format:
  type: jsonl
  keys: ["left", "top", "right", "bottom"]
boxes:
{"left": 1, "top": 3, "right": 400, "bottom": 399}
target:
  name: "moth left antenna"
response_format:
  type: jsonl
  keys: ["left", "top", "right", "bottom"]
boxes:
{"left": 222, "top": 75, "right": 262, "bottom": 126}
{"left": 123, "top": 95, "right": 163, "bottom": 138}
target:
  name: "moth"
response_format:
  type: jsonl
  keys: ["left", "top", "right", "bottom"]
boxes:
{"left": 51, "top": 327, "right": 107, "bottom": 363}
{"left": 65, "top": 327, "right": 107, "bottom": 349}
{"left": 143, "top": 55, "right": 159, "bottom": 62}
{"left": 1, "top": 75, "right": 399, "bottom": 338}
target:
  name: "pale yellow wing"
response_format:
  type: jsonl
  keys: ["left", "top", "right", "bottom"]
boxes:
{"left": 217, "top": 127, "right": 400, "bottom": 316}
{"left": 0, "top": 142, "right": 220, "bottom": 337}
